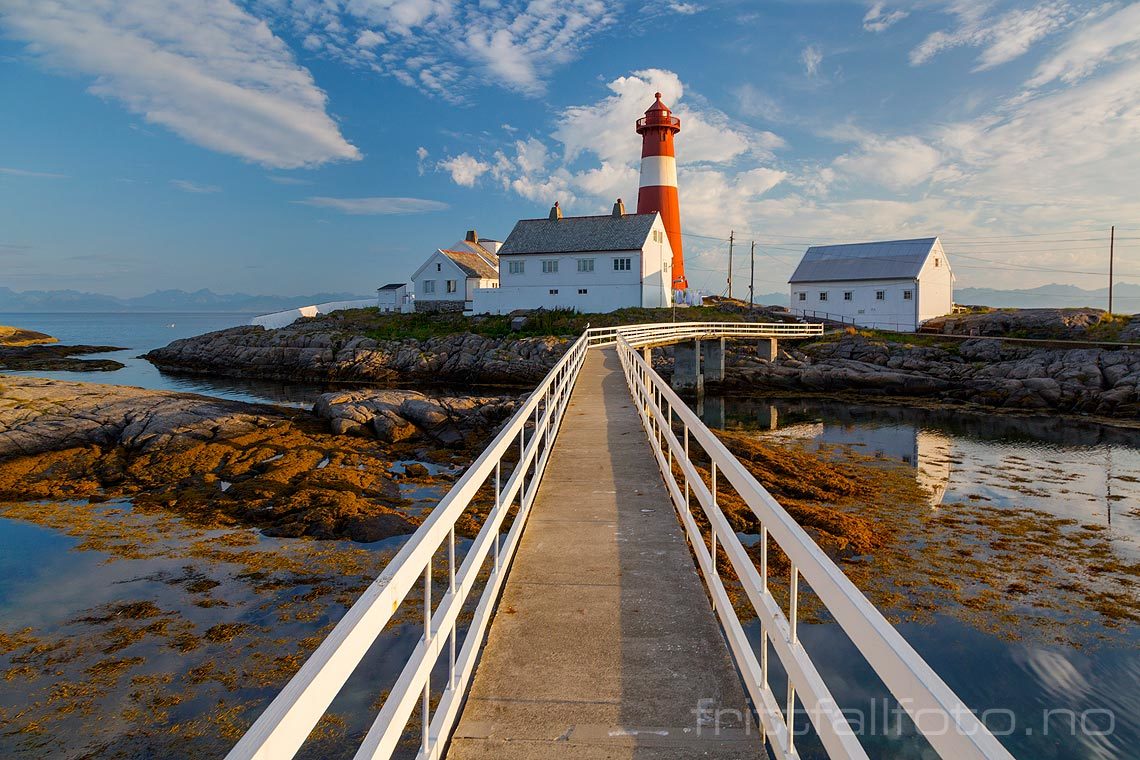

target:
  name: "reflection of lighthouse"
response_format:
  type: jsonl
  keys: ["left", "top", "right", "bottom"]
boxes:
{"left": 636, "top": 92, "right": 686, "bottom": 290}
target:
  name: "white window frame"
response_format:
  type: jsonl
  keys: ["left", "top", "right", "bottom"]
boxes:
{"left": 508, "top": 260, "right": 524, "bottom": 275}
{"left": 819, "top": 292, "right": 828, "bottom": 302}
{"left": 542, "top": 260, "right": 559, "bottom": 274}
{"left": 578, "top": 288, "right": 588, "bottom": 295}
{"left": 548, "top": 288, "right": 559, "bottom": 295}
{"left": 875, "top": 290, "right": 885, "bottom": 300}
{"left": 843, "top": 291, "right": 853, "bottom": 301}
{"left": 903, "top": 290, "right": 913, "bottom": 300}
{"left": 797, "top": 292, "right": 806, "bottom": 302}
{"left": 423, "top": 280, "right": 436, "bottom": 294}
{"left": 577, "top": 258, "right": 594, "bottom": 273}
{"left": 614, "top": 257, "right": 632, "bottom": 271}
{"left": 446, "top": 280, "right": 457, "bottom": 294}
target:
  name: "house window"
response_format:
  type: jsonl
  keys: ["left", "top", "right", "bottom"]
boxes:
{"left": 446, "top": 280, "right": 457, "bottom": 294}
{"left": 844, "top": 291, "right": 853, "bottom": 301}
{"left": 508, "top": 260, "right": 524, "bottom": 275}
{"left": 875, "top": 290, "right": 885, "bottom": 300}
{"left": 797, "top": 292, "right": 806, "bottom": 302}
{"left": 543, "top": 260, "right": 559, "bottom": 274}
{"left": 578, "top": 288, "right": 588, "bottom": 295}
{"left": 577, "top": 258, "right": 594, "bottom": 272}
{"left": 423, "top": 280, "right": 436, "bottom": 294}
{"left": 614, "top": 257, "right": 632, "bottom": 271}
{"left": 549, "top": 289, "right": 559, "bottom": 295}
{"left": 436, "top": 263, "right": 442, "bottom": 272}
{"left": 652, "top": 230, "right": 664, "bottom": 243}
{"left": 903, "top": 290, "right": 913, "bottom": 300}
{"left": 934, "top": 258, "right": 941, "bottom": 267}
{"left": 819, "top": 292, "right": 828, "bottom": 301}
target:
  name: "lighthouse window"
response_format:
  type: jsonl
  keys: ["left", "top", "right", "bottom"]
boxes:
{"left": 508, "top": 261, "right": 524, "bottom": 275}
{"left": 542, "top": 260, "right": 559, "bottom": 274}
{"left": 577, "top": 258, "right": 594, "bottom": 272}
{"left": 614, "top": 257, "right": 632, "bottom": 271}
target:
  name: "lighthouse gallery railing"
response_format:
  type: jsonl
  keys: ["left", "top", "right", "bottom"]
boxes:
{"left": 227, "top": 321, "right": 1014, "bottom": 760}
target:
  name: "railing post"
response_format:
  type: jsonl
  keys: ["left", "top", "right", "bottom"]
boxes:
{"left": 787, "top": 564, "right": 799, "bottom": 756}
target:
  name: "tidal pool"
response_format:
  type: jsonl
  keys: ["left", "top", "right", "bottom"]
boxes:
{"left": 694, "top": 395, "right": 1140, "bottom": 759}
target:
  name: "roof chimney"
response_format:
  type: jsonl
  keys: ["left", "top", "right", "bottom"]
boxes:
{"left": 612, "top": 198, "right": 625, "bottom": 217}
{"left": 549, "top": 201, "right": 563, "bottom": 221}
{"left": 465, "top": 229, "right": 478, "bottom": 243}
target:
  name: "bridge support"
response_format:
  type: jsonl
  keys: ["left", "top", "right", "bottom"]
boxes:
{"left": 672, "top": 339, "right": 702, "bottom": 393}
{"left": 642, "top": 346, "right": 652, "bottom": 365}
{"left": 757, "top": 337, "right": 778, "bottom": 362}
{"left": 701, "top": 338, "right": 725, "bottom": 383}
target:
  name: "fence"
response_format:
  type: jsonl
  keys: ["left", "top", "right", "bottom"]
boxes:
{"left": 614, "top": 329, "right": 1014, "bottom": 760}
{"left": 228, "top": 319, "right": 1014, "bottom": 760}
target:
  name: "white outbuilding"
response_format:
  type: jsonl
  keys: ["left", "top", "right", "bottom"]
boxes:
{"left": 472, "top": 201, "right": 673, "bottom": 315}
{"left": 376, "top": 283, "right": 413, "bottom": 313}
{"left": 788, "top": 237, "right": 954, "bottom": 331}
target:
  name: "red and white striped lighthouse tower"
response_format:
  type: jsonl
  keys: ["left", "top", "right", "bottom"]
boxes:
{"left": 636, "top": 92, "right": 686, "bottom": 290}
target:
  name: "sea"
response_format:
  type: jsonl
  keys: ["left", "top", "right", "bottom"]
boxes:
{"left": 2, "top": 314, "right": 1139, "bottom": 757}
{"left": 0, "top": 311, "right": 331, "bottom": 406}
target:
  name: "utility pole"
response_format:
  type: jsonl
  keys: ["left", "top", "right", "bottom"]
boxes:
{"left": 1109, "top": 225, "right": 1115, "bottom": 314}
{"left": 749, "top": 240, "right": 756, "bottom": 310}
{"left": 727, "top": 231, "right": 734, "bottom": 299}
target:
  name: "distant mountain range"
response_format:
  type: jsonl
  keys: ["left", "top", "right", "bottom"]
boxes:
{"left": 2, "top": 284, "right": 1137, "bottom": 313}
{"left": 0, "top": 288, "right": 374, "bottom": 313}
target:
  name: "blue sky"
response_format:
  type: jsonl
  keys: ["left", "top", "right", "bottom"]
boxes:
{"left": 2, "top": 0, "right": 1139, "bottom": 298}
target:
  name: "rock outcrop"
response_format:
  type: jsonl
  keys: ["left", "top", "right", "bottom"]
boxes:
{"left": 0, "top": 326, "right": 57, "bottom": 347}
{"left": 145, "top": 324, "right": 569, "bottom": 385}
{"left": 312, "top": 389, "right": 522, "bottom": 443}
{"left": 0, "top": 343, "right": 126, "bottom": 372}
{"left": 0, "top": 376, "right": 513, "bottom": 543}
{"left": 924, "top": 308, "right": 1130, "bottom": 340}
{"left": 718, "top": 335, "right": 1140, "bottom": 416}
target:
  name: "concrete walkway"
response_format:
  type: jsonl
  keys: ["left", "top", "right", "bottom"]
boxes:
{"left": 448, "top": 350, "right": 762, "bottom": 759}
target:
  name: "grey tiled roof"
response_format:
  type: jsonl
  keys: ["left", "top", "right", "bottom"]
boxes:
{"left": 789, "top": 238, "right": 939, "bottom": 283}
{"left": 499, "top": 213, "right": 658, "bottom": 255}
{"left": 440, "top": 249, "right": 499, "bottom": 279}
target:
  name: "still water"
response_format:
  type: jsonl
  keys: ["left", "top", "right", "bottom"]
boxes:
{"left": 694, "top": 395, "right": 1140, "bottom": 759}
{"left": 0, "top": 312, "right": 331, "bottom": 406}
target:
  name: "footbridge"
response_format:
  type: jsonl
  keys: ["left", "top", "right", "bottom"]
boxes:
{"left": 228, "top": 322, "right": 1016, "bottom": 760}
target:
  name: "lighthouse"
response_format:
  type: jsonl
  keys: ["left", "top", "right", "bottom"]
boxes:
{"left": 636, "top": 92, "right": 686, "bottom": 290}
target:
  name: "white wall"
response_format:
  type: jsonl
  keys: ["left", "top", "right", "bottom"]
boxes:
{"left": 471, "top": 215, "right": 672, "bottom": 314}
{"left": 376, "top": 286, "right": 409, "bottom": 313}
{"left": 251, "top": 299, "right": 375, "bottom": 329}
{"left": 412, "top": 251, "right": 470, "bottom": 303}
{"left": 790, "top": 279, "right": 921, "bottom": 331}
{"left": 916, "top": 241, "right": 954, "bottom": 322}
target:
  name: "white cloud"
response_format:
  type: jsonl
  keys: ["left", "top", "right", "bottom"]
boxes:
{"left": 296, "top": 196, "right": 449, "bottom": 214}
{"left": 910, "top": 1, "right": 1072, "bottom": 71}
{"left": 438, "top": 153, "right": 490, "bottom": 186}
{"left": 832, "top": 134, "right": 942, "bottom": 190}
{"left": 801, "top": 45, "right": 823, "bottom": 77}
{"left": 2, "top": 0, "right": 361, "bottom": 168}
{"left": 668, "top": 2, "right": 702, "bottom": 14}
{"left": 170, "top": 179, "right": 222, "bottom": 193}
{"left": 1028, "top": 4, "right": 1140, "bottom": 87}
{"left": 0, "top": 166, "right": 67, "bottom": 178}
{"left": 264, "top": 0, "right": 615, "bottom": 98}
{"left": 863, "top": 2, "right": 907, "bottom": 32}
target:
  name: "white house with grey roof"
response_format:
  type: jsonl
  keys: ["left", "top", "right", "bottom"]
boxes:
{"left": 472, "top": 201, "right": 674, "bottom": 315}
{"left": 788, "top": 237, "right": 954, "bottom": 332}
{"left": 410, "top": 230, "right": 500, "bottom": 313}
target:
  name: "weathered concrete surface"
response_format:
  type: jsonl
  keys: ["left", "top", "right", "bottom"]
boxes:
{"left": 449, "top": 350, "right": 760, "bottom": 759}
{"left": 672, "top": 339, "right": 702, "bottom": 393}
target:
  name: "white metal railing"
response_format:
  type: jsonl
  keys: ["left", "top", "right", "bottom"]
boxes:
{"left": 226, "top": 330, "right": 590, "bottom": 760}
{"left": 587, "top": 320, "right": 824, "bottom": 348}
{"left": 615, "top": 331, "right": 1015, "bottom": 760}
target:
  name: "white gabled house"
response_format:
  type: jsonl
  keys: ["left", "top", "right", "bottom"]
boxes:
{"left": 410, "top": 231, "right": 500, "bottom": 313}
{"left": 472, "top": 201, "right": 673, "bottom": 315}
{"left": 788, "top": 237, "right": 954, "bottom": 332}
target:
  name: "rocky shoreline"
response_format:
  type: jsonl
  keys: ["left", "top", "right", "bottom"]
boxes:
{"left": 145, "top": 323, "right": 569, "bottom": 386}
{"left": 0, "top": 375, "right": 519, "bottom": 542}
{"left": 711, "top": 333, "right": 1140, "bottom": 417}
